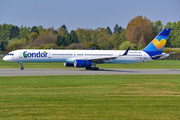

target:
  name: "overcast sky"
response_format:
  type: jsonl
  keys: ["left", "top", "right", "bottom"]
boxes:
{"left": 0, "top": 0, "right": 179, "bottom": 31}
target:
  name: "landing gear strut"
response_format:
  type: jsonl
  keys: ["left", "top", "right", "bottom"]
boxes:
{"left": 19, "top": 62, "right": 24, "bottom": 70}
{"left": 85, "top": 62, "right": 99, "bottom": 70}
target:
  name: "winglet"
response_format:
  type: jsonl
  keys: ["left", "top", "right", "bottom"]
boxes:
{"left": 122, "top": 46, "right": 130, "bottom": 56}
{"left": 90, "top": 47, "right": 93, "bottom": 50}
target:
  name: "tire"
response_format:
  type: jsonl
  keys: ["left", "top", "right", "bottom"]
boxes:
{"left": 95, "top": 67, "right": 99, "bottom": 70}
{"left": 86, "top": 67, "right": 90, "bottom": 70}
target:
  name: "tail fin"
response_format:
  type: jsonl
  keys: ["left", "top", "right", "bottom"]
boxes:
{"left": 143, "top": 28, "right": 171, "bottom": 58}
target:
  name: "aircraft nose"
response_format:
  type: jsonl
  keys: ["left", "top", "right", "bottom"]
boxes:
{"left": 3, "top": 56, "right": 8, "bottom": 61}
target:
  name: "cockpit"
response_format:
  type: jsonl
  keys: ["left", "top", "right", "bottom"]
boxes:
{"left": 3, "top": 52, "right": 15, "bottom": 62}
{"left": 7, "top": 53, "right": 14, "bottom": 56}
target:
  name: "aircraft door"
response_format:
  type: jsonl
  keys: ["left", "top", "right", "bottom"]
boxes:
{"left": 143, "top": 53, "right": 147, "bottom": 59}
{"left": 48, "top": 51, "right": 51, "bottom": 58}
{"left": 19, "top": 52, "right": 23, "bottom": 58}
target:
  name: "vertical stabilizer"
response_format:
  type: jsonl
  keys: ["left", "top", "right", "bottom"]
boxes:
{"left": 143, "top": 28, "right": 171, "bottom": 58}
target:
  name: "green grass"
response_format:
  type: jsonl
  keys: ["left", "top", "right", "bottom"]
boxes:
{"left": 0, "top": 75, "right": 180, "bottom": 119}
{"left": 0, "top": 59, "right": 180, "bottom": 69}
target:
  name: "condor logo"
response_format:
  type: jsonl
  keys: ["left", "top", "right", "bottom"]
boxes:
{"left": 23, "top": 51, "right": 48, "bottom": 58}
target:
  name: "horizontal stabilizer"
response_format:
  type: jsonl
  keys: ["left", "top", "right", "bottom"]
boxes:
{"left": 152, "top": 52, "right": 176, "bottom": 58}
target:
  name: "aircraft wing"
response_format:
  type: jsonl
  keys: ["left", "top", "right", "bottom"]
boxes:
{"left": 86, "top": 56, "right": 118, "bottom": 62}
{"left": 78, "top": 47, "right": 130, "bottom": 63}
{"left": 66, "top": 47, "right": 130, "bottom": 63}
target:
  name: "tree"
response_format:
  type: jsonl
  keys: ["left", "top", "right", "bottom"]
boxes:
{"left": 0, "top": 40, "right": 8, "bottom": 51}
{"left": 57, "top": 27, "right": 68, "bottom": 36}
{"left": 19, "top": 25, "right": 30, "bottom": 39}
{"left": 0, "top": 23, "right": 11, "bottom": 40}
{"left": 66, "top": 43, "right": 86, "bottom": 49}
{"left": 37, "top": 25, "right": 43, "bottom": 33}
{"left": 85, "top": 41, "right": 100, "bottom": 50}
{"left": 113, "top": 24, "right": 123, "bottom": 34}
{"left": 9, "top": 25, "right": 20, "bottom": 39}
{"left": 55, "top": 34, "right": 66, "bottom": 46}
{"left": 39, "top": 27, "right": 57, "bottom": 35}
{"left": 152, "top": 20, "right": 163, "bottom": 38}
{"left": 126, "top": 16, "right": 153, "bottom": 47}
{"left": 43, "top": 43, "right": 58, "bottom": 49}
{"left": 107, "top": 26, "right": 112, "bottom": 34}
{"left": 119, "top": 30, "right": 126, "bottom": 43}
{"left": 170, "top": 21, "right": 180, "bottom": 47}
{"left": 109, "top": 30, "right": 126, "bottom": 50}
{"left": 31, "top": 33, "right": 56, "bottom": 47}
{"left": 119, "top": 41, "right": 137, "bottom": 50}
{"left": 27, "top": 32, "right": 38, "bottom": 43}
{"left": 113, "top": 24, "right": 119, "bottom": 33}
{"left": 64, "top": 30, "right": 79, "bottom": 46}
{"left": 75, "top": 28, "right": 93, "bottom": 44}
{"left": 6, "top": 39, "right": 24, "bottom": 51}
{"left": 60, "top": 24, "right": 67, "bottom": 30}
{"left": 108, "top": 32, "right": 120, "bottom": 49}
{"left": 96, "top": 28, "right": 112, "bottom": 50}
{"left": 70, "top": 30, "right": 79, "bottom": 43}
{"left": 65, "top": 33, "right": 71, "bottom": 46}
{"left": 164, "top": 22, "right": 172, "bottom": 28}
{"left": 30, "top": 26, "right": 39, "bottom": 34}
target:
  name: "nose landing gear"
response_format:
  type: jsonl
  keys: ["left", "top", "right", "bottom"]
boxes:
{"left": 18, "top": 62, "right": 24, "bottom": 70}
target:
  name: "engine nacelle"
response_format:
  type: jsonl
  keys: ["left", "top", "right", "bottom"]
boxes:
{"left": 64, "top": 62, "right": 74, "bottom": 67}
{"left": 74, "top": 60, "right": 92, "bottom": 67}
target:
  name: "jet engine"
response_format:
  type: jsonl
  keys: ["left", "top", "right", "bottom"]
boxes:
{"left": 74, "top": 60, "right": 92, "bottom": 67}
{"left": 64, "top": 62, "right": 74, "bottom": 67}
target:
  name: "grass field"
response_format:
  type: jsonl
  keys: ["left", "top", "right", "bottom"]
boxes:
{"left": 0, "top": 59, "right": 180, "bottom": 69}
{"left": 0, "top": 75, "right": 180, "bottom": 119}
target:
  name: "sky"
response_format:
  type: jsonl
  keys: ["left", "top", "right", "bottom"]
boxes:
{"left": 0, "top": 0, "right": 180, "bottom": 32}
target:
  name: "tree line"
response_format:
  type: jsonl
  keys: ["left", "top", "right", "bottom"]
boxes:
{"left": 0, "top": 16, "right": 180, "bottom": 53}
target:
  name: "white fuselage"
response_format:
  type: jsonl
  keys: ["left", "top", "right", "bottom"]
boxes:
{"left": 3, "top": 49, "right": 152, "bottom": 64}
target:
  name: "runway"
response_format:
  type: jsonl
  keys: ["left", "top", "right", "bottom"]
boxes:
{"left": 0, "top": 68, "right": 180, "bottom": 76}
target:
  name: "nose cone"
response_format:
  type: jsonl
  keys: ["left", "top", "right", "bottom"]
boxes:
{"left": 3, "top": 56, "right": 6, "bottom": 61}
{"left": 3, "top": 56, "right": 9, "bottom": 62}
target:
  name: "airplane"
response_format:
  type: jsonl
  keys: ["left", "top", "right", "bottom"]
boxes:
{"left": 3, "top": 28, "right": 172, "bottom": 70}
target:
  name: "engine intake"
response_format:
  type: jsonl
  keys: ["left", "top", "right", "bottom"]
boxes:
{"left": 64, "top": 62, "right": 74, "bottom": 67}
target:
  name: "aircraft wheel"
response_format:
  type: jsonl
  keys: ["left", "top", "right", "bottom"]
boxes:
{"left": 86, "top": 67, "right": 99, "bottom": 70}
{"left": 95, "top": 67, "right": 99, "bottom": 70}
{"left": 93, "top": 67, "right": 99, "bottom": 70}
{"left": 86, "top": 67, "right": 92, "bottom": 70}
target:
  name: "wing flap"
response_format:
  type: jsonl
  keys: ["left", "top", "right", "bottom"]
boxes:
{"left": 87, "top": 56, "right": 117, "bottom": 62}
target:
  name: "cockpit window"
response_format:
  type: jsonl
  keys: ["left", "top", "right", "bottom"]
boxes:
{"left": 7, "top": 53, "right": 14, "bottom": 56}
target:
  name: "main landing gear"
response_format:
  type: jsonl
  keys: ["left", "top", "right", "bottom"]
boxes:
{"left": 85, "top": 62, "right": 99, "bottom": 70}
{"left": 86, "top": 67, "right": 99, "bottom": 70}
{"left": 19, "top": 62, "right": 24, "bottom": 70}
